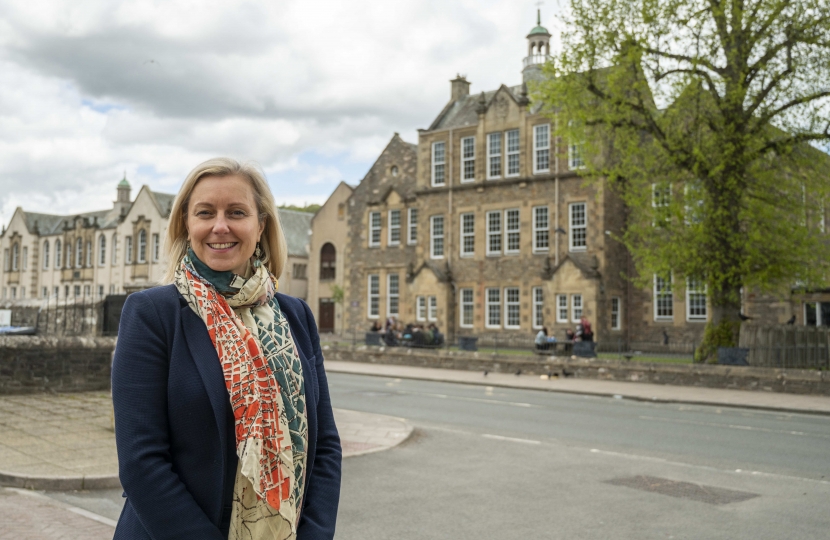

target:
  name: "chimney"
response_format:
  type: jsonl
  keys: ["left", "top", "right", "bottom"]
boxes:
{"left": 450, "top": 75, "right": 471, "bottom": 101}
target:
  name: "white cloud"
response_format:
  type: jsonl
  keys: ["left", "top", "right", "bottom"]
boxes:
{"left": 0, "top": 0, "right": 562, "bottom": 224}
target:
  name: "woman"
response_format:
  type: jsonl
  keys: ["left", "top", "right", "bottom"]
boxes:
{"left": 112, "top": 158, "right": 341, "bottom": 540}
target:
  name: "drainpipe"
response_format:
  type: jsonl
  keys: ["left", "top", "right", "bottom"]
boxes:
{"left": 447, "top": 128, "right": 456, "bottom": 345}
{"left": 554, "top": 115, "right": 560, "bottom": 267}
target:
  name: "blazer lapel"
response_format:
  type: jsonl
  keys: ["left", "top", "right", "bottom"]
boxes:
{"left": 181, "top": 306, "right": 230, "bottom": 461}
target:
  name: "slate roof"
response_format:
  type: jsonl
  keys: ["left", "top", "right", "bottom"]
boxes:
{"left": 429, "top": 85, "right": 533, "bottom": 131}
{"left": 277, "top": 208, "right": 312, "bottom": 258}
{"left": 16, "top": 187, "right": 176, "bottom": 236}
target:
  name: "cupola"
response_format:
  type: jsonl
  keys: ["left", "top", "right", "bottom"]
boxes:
{"left": 522, "top": 9, "right": 551, "bottom": 83}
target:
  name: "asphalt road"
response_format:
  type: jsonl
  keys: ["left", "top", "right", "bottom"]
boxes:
{"left": 47, "top": 372, "right": 830, "bottom": 539}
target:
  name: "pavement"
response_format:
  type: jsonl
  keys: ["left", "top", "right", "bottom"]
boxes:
{"left": 0, "top": 391, "right": 412, "bottom": 491}
{"left": 325, "top": 360, "right": 830, "bottom": 415}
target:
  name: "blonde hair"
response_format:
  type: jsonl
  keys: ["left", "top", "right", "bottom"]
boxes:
{"left": 163, "top": 157, "right": 287, "bottom": 283}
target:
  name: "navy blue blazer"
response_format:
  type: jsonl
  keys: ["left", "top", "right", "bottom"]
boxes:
{"left": 111, "top": 284, "right": 341, "bottom": 540}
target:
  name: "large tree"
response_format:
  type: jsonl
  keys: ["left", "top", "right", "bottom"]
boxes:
{"left": 536, "top": 0, "right": 830, "bottom": 358}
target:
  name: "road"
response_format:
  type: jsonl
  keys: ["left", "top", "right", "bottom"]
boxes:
{"left": 46, "top": 372, "right": 830, "bottom": 539}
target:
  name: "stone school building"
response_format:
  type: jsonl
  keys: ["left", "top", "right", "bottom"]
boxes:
{"left": 307, "top": 15, "right": 826, "bottom": 345}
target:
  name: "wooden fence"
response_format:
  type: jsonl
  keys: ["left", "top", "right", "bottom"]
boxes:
{"left": 739, "top": 325, "right": 830, "bottom": 369}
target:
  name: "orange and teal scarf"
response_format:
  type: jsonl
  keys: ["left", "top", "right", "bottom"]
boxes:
{"left": 175, "top": 251, "right": 307, "bottom": 538}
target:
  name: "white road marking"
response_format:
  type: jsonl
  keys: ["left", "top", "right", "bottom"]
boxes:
{"left": 482, "top": 434, "right": 542, "bottom": 445}
{"left": 400, "top": 390, "right": 534, "bottom": 408}
{"left": 588, "top": 449, "right": 830, "bottom": 486}
{"left": 638, "top": 415, "right": 830, "bottom": 439}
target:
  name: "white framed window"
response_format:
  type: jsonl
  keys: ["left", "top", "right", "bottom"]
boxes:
{"left": 556, "top": 295, "right": 568, "bottom": 323}
{"left": 428, "top": 296, "right": 437, "bottom": 322}
{"left": 569, "top": 202, "right": 587, "bottom": 251}
{"left": 533, "top": 124, "right": 550, "bottom": 173}
{"left": 532, "top": 287, "right": 544, "bottom": 329}
{"left": 42, "top": 241, "right": 49, "bottom": 269}
{"left": 125, "top": 236, "right": 133, "bottom": 264}
{"left": 686, "top": 277, "right": 707, "bottom": 321}
{"left": 42, "top": 287, "right": 48, "bottom": 299}
{"left": 653, "top": 183, "right": 672, "bottom": 227}
{"left": 487, "top": 132, "right": 502, "bottom": 179}
{"left": 74, "top": 285, "right": 80, "bottom": 297}
{"left": 460, "top": 288, "right": 474, "bottom": 328}
{"left": 66, "top": 243, "right": 72, "bottom": 268}
{"left": 654, "top": 274, "right": 674, "bottom": 320}
{"left": 533, "top": 206, "right": 549, "bottom": 252}
{"left": 407, "top": 208, "right": 418, "bottom": 245}
{"left": 98, "top": 235, "right": 106, "bottom": 266}
{"left": 85, "top": 241, "right": 91, "bottom": 267}
{"left": 109, "top": 284, "right": 115, "bottom": 294}
{"left": 137, "top": 230, "right": 146, "bottom": 264}
{"left": 84, "top": 285, "right": 90, "bottom": 297}
{"left": 611, "top": 297, "right": 621, "bottom": 330}
{"left": 432, "top": 141, "right": 446, "bottom": 186}
{"left": 20, "top": 287, "right": 25, "bottom": 299}
{"left": 98, "top": 285, "right": 104, "bottom": 298}
{"left": 387, "top": 274, "right": 399, "bottom": 316}
{"left": 430, "top": 215, "right": 444, "bottom": 259}
{"left": 368, "top": 274, "right": 380, "bottom": 318}
{"left": 111, "top": 234, "right": 118, "bottom": 266}
{"left": 571, "top": 294, "right": 583, "bottom": 322}
{"left": 55, "top": 240, "right": 61, "bottom": 268}
{"left": 486, "top": 288, "right": 501, "bottom": 328}
{"left": 416, "top": 296, "right": 426, "bottom": 321}
{"left": 486, "top": 211, "right": 502, "bottom": 255}
{"left": 505, "top": 287, "right": 520, "bottom": 329}
{"left": 75, "top": 238, "right": 83, "bottom": 268}
{"left": 10, "top": 287, "right": 16, "bottom": 299}
{"left": 11, "top": 244, "right": 19, "bottom": 271}
{"left": 569, "top": 141, "right": 585, "bottom": 169}
{"left": 22, "top": 246, "right": 28, "bottom": 270}
{"left": 153, "top": 233, "right": 160, "bottom": 261}
{"left": 461, "top": 136, "right": 476, "bottom": 182}
{"left": 460, "top": 213, "right": 475, "bottom": 257}
{"left": 506, "top": 129, "right": 520, "bottom": 176}
{"left": 369, "top": 211, "right": 381, "bottom": 247}
{"left": 388, "top": 210, "right": 401, "bottom": 246}
{"left": 505, "top": 209, "right": 520, "bottom": 254}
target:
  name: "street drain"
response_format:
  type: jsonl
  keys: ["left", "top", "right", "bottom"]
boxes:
{"left": 604, "top": 475, "right": 759, "bottom": 505}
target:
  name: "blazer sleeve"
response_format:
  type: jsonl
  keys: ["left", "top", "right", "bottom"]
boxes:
{"left": 112, "top": 292, "right": 225, "bottom": 540}
{"left": 297, "top": 299, "right": 342, "bottom": 540}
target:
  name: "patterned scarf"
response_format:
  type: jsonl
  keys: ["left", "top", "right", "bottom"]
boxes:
{"left": 175, "top": 252, "right": 307, "bottom": 536}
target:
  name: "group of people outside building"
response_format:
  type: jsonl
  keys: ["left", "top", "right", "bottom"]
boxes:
{"left": 535, "top": 316, "right": 593, "bottom": 351}
{"left": 370, "top": 316, "right": 445, "bottom": 348}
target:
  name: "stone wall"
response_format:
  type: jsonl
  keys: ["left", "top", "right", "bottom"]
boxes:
{"left": 324, "top": 346, "right": 830, "bottom": 396}
{"left": 0, "top": 336, "right": 116, "bottom": 394}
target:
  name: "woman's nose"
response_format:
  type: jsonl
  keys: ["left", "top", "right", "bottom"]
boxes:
{"left": 212, "top": 214, "right": 231, "bottom": 233}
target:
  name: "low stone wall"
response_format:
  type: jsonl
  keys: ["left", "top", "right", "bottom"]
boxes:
{"left": 0, "top": 336, "right": 117, "bottom": 394}
{"left": 324, "top": 346, "right": 830, "bottom": 396}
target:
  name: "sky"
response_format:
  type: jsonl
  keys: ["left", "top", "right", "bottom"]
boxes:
{"left": 0, "top": 0, "right": 566, "bottom": 226}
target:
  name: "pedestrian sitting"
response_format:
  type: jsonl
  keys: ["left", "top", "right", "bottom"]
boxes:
{"left": 111, "top": 158, "right": 341, "bottom": 540}
{"left": 535, "top": 326, "right": 553, "bottom": 351}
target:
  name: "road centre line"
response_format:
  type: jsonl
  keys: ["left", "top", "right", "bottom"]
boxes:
{"left": 588, "top": 448, "right": 830, "bottom": 486}
{"left": 482, "top": 434, "right": 542, "bottom": 445}
{"left": 638, "top": 415, "right": 830, "bottom": 439}
{"left": 397, "top": 390, "right": 535, "bottom": 408}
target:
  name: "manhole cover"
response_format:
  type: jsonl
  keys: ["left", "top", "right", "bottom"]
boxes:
{"left": 604, "top": 475, "right": 759, "bottom": 505}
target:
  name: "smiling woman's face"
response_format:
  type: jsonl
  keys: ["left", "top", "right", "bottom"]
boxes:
{"left": 186, "top": 174, "right": 264, "bottom": 275}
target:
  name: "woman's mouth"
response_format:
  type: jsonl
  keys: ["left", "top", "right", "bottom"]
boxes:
{"left": 207, "top": 242, "right": 237, "bottom": 250}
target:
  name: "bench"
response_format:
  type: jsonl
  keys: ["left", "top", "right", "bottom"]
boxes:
{"left": 533, "top": 341, "right": 573, "bottom": 355}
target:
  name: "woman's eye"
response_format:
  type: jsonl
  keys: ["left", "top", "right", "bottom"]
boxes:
{"left": 195, "top": 210, "right": 211, "bottom": 217}
{"left": 231, "top": 210, "right": 247, "bottom": 217}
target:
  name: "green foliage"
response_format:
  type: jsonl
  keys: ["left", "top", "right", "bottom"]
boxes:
{"left": 535, "top": 0, "right": 830, "bottom": 340}
{"left": 695, "top": 319, "right": 740, "bottom": 363}
{"left": 330, "top": 284, "right": 345, "bottom": 304}
{"left": 279, "top": 203, "right": 321, "bottom": 214}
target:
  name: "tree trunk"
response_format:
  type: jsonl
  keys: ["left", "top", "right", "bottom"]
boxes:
{"left": 697, "top": 284, "right": 742, "bottom": 363}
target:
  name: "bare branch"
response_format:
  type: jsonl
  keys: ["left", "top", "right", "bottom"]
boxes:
{"left": 752, "top": 89, "right": 830, "bottom": 132}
